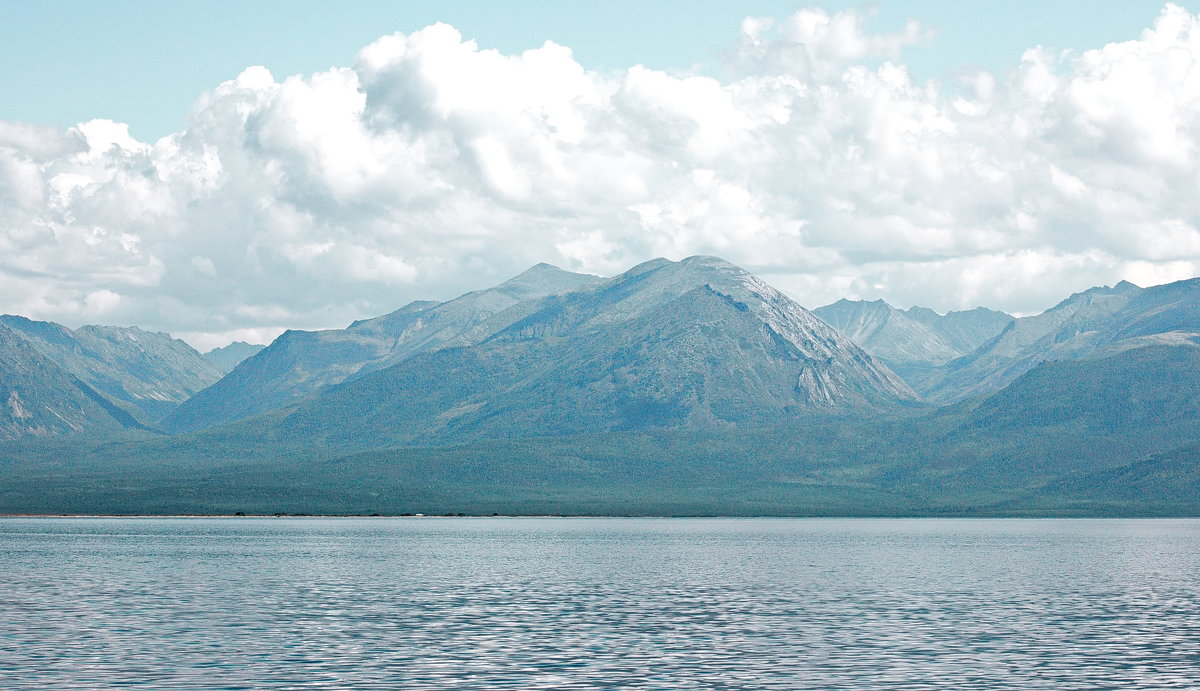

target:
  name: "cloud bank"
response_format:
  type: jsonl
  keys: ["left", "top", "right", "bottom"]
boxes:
{"left": 3, "top": 5, "right": 1200, "bottom": 349}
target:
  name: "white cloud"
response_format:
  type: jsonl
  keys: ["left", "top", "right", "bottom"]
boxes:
{"left": 2, "top": 5, "right": 1200, "bottom": 346}
{"left": 84, "top": 289, "right": 122, "bottom": 314}
{"left": 734, "top": 7, "right": 931, "bottom": 79}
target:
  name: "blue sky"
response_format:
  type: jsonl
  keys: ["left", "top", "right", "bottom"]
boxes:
{"left": 2, "top": 1, "right": 1200, "bottom": 348}
{"left": 3, "top": 1, "right": 1195, "bottom": 140}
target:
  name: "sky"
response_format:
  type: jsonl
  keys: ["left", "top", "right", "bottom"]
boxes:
{"left": 2, "top": 1, "right": 1200, "bottom": 349}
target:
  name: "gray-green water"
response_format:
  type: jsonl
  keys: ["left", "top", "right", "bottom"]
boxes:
{"left": 2, "top": 518, "right": 1198, "bottom": 689}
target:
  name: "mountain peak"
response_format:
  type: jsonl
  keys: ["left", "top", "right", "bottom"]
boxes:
{"left": 678, "top": 254, "right": 740, "bottom": 268}
{"left": 255, "top": 257, "right": 919, "bottom": 445}
{"left": 163, "top": 262, "right": 605, "bottom": 433}
{"left": 640, "top": 255, "right": 763, "bottom": 290}
{"left": 1052, "top": 280, "right": 1145, "bottom": 312}
{"left": 622, "top": 257, "right": 674, "bottom": 277}
{"left": 0, "top": 314, "right": 76, "bottom": 347}
{"left": 497, "top": 263, "right": 601, "bottom": 298}
{"left": 203, "top": 341, "right": 266, "bottom": 374}
{"left": 819, "top": 298, "right": 895, "bottom": 314}
{"left": 515, "top": 261, "right": 567, "bottom": 276}
{"left": 904, "top": 305, "right": 942, "bottom": 320}
{"left": 615, "top": 255, "right": 759, "bottom": 284}
{"left": 348, "top": 299, "right": 440, "bottom": 330}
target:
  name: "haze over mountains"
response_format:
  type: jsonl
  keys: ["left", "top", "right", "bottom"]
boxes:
{"left": 816, "top": 279, "right": 1200, "bottom": 405}
{"left": 811, "top": 300, "right": 1013, "bottom": 388}
{"left": 202, "top": 342, "right": 266, "bottom": 374}
{"left": 0, "top": 256, "right": 1197, "bottom": 515}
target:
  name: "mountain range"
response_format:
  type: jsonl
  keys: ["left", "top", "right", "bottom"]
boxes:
{"left": 201, "top": 256, "right": 915, "bottom": 448}
{"left": 163, "top": 262, "right": 603, "bottom": 434}
{"left": 817, "top": 279, "right": 1200, "bottom": 404}
{"left": 0, "top": 256, "right": 1197, "bottom": 515}
{"left": 0, "top": 315, "right": 243, "bottom": 437}
{"left": 811, "top": 299, "right": 1013, "bottom": 388}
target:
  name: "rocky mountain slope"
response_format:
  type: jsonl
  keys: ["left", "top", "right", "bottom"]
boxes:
{"left": 247, "top": 256, "right": 918, "bottom": 447}
{"left": 814, "top": 299, "right": 961, "bottom": 366}
{"left": 0, "top": 315, "right": 222, "bottom": 423}
{"left": 203, "top": 342, "right": 266, "bottom": 374}
{"left": 0, "top": 323, "right": 148, "bottom": 440}
{"left": 162, "top": 263, "right": 603, "bottom": 433}
{"left": 917, "top": 278, "right": 1200, "bottom": 404}
{"left": 812, "top": 299, "right": 1012, "bottom": 379}
{"left": 903, "top": 305, "right": 1017, "bottom": 355}
{"left": 4, "top": 339, "right": 1197, "bottom": 516}
{"left": 1100, "top": 277, "right": 1200, "bottom": 345}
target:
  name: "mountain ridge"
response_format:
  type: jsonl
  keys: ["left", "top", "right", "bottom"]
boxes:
{"left": 2, "top": 258, "right": 1199, "bottom": 515}
{"left": 226, "top": 256, "right": 917, "bottom": 448}
{"left": 915, "top": 278, "right": 1200, "bottom": 404}
{"left": 0, "top": 315, "right": 222, "bottom": 424}
{"left": 4, "top": 260, "right": 1199, "bottom": 453}
{"left": 161, "top": 263, "right": 604, "bottom": 433}
{"left": 203, "top": 341, "right": 266, "bottom": 374}
{"left": 813, "top": 298, "right": 1014, "bottom": 391}
{"left": 0, "top": 323, "right": 148, "bottom": 440}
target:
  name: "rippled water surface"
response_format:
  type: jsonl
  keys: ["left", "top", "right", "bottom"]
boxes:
{"left": 2, "top": 517, "right": 1200, "bottom": 689}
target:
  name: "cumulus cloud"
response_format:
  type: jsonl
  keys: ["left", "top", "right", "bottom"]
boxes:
{"left": 2, "top": 4, "right": 1200, "bottom": 348}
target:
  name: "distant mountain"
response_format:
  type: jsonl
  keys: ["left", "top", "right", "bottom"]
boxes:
{"left": 0, "top": 315, "right": 222, "bottom": 423}
{"left": 1100, "top": 277, "right": 1200, "bottom": 345}
{"left": 903, "top": 306, "right": 1016, "bottom": 355}
{"left": 897, "top": 342, "right": 1200, "bottom": 509}
{"left": 0, "top": 323, "right": 148, "bottom": 440}
{"left": 162, "top": 263, "right": 604, "bottom": 434}
{"left": 813, "top": 299, "right": 1012, "bottom": 387}
{"left": 814, "top": 299, "right": 959, "bottom": 365}
{"left": 3, "top": 340, "right": 1197, "bottom": 516}
{"left": 951, "top": 343, "right": 1200, "bottom": 448}
{"left": 918, "top": 278, "right": 1200, "bottom": 404}
{"left": 242, "top": 256, "right": 918, "bottom": 447}
{"left": 4, "top": 260, "right": 1200, "bottom": 517}
{"left": 203, "top": 341, "right": 265, "bottom": 374}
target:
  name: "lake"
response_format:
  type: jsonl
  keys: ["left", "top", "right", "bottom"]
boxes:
{"left": 2, "top": 517, "right": 1198, "bottom": 689}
